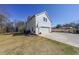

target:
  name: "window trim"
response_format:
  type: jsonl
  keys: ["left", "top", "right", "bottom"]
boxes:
{"left": 43, "top": 17, "right": 47, "bottom": 22}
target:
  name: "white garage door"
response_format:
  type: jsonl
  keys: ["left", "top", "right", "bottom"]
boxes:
{"left": 39, "top": 28, "right": 50, "bottom": 34}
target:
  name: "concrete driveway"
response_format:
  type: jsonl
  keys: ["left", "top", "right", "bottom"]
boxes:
{"left": 40, "top": 32, "right": 79, "bottom": 48}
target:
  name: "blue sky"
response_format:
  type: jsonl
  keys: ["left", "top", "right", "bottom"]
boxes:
{"left": 0, "top": 4, "right": 79, "bottom": 26}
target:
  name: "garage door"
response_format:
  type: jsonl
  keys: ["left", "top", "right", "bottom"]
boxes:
{"left": 39, "top": 28, "right": 50, "bottom": 34}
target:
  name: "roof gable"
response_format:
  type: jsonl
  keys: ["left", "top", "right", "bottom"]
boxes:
{"left": 27, "top": 11, "right": 52, "bottom": 23}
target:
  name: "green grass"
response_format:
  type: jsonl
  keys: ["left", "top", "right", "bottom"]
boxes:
{"left": 0, "top": 34, "right": 78, "bottom": 55}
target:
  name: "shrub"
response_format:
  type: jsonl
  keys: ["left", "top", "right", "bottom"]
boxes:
{"left": 72, "top": 29, "right": 79, "bottom": 34}
{"left": 75, "top": 29, "right": 79, "bottom": 34}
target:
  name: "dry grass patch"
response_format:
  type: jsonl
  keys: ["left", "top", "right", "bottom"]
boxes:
{"left": 0, "top": 34, "right": 78, "bottom": 55}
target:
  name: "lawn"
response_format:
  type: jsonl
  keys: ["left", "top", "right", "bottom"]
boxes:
{"left": 0, "top": 34, "right": 79, "bottom": 55}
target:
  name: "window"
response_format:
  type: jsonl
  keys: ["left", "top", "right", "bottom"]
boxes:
{"left": 43, "top": 17, "right": 47, "bottom": 22}
{"left": 43, "top": 17, "right": 45, "bottom": 21}
{"left": 45, "top": 18, "right": 47, "bottom": 22}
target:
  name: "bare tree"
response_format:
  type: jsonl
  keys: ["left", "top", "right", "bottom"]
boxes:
{"left": 0, "top": 8, "right": 9, "bottom": 33}
{"left": 15, "top": 21, "right": 26, "bottom": 33}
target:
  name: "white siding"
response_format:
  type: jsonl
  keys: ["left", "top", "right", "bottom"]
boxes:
{"left": 26, "top": 11, "right": 52, "bottom": 35}
{"left": 35, "top": 12, "right": 52, "bottom": 34}
{"left": 27, "top": 17, "right": 36, "bottom": 34}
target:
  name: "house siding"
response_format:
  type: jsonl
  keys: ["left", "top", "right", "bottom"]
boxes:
{"left": 26, "top": 11, "right": 52, "bottom": 35}
{"left": 27, "top": 17, "right": 36, "bottom": 34}
{"left": 35, "top": 12, "right": 52, "bottom": 34}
